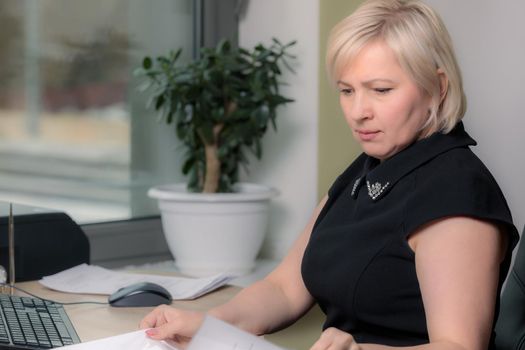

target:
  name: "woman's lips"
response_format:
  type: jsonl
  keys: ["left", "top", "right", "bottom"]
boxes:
{"left": 355, "top": 129, "right": 380, "bottom": 141}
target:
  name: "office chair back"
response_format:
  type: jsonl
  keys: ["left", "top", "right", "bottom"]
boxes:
{"left": 494, "top": 226, "right": 525, "bottom": 350}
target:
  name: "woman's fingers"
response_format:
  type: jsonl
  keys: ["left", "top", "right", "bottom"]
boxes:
{"left": 140, "top": 306, "right": 204, "bottom": 342}
{"left": 145, "top": 321, "right": 190, "bottom": 341}
{"left": 310, "top": 327, "right": 360, "bottom": 350}
{"left": 139, "top": 305, "right": 171, "bottom": 329}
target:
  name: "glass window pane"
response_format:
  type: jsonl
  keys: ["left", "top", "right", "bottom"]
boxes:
{"left": 0, "top": 0, "right": 193, "bottom": 223}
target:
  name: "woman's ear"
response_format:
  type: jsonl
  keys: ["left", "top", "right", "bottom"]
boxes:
{"left": 437, "top": 68, "right": 448, "bottom": 103}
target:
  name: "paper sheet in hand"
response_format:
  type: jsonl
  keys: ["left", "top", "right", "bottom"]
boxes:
{"left": 58, "top": 330, "right": 179, "bottom": 350}
{"left": 187, "top": 316, "right": 287, "bottom": 350}
{"left": 58, "top": 318, "right": 285, "bottom": 350}
{"left": 40, "top": 264, "right": 233, "bottom": 300}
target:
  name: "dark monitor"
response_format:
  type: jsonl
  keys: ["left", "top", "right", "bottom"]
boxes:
{"left": 0, "top": 202, "right": 90, "bottom": 282}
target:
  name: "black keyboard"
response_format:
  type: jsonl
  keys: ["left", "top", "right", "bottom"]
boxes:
{"left": 0, "top": 294, "right": 80, "bottom": 349}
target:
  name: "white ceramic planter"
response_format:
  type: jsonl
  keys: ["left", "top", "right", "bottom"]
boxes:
{"left": 148, "top": 183, "right": 278, "bottom": 277}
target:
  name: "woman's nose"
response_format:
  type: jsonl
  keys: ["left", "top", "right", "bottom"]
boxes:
{"left": 348, "top": 93, "right": 373, "bottom": 122}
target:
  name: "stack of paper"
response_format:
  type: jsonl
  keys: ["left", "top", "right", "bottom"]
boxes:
{"left": 40, "top": 264, "right": 233, "bottom": 300}
{"left": 58, "top": 317, "right": 287, "bottom": 350}
{"left": 187, "top": 316, "right": 286, "bottom": 350}
{"left": 58, "top": 330, "right": 179, "bottom": 349}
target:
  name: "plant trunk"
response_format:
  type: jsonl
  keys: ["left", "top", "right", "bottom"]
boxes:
{"left": 200, "top": 101, "right": 235, "bottom": 193}
{"left": 203, "top": 142, "right": 220, "bottom": 193}
{"left": 200, "top": 123, "right": 224, "bottom": 193}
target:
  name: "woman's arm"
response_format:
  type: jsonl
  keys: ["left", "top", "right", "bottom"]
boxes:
{"left": 311, "top": 216, "right": 507, "bottom": 350}
{"left": 141, "top": 196, "right": 328, "bottom": 341}
{"left": 209, "top": 195, "right": 328, "bottom": 335}
{"left": 409, "top": 216, "right": 506, "bottom": 350}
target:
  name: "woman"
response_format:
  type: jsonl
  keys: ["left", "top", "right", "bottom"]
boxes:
{"left": 140, "top": 0, "right": 519, "bottom": 349}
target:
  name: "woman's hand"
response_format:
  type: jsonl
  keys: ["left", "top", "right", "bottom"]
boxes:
{"left": 310, "top": 327, "right": 361, "bottom": 350}
{"left": 139, "top": 305, "right": 204, "bottom": 348}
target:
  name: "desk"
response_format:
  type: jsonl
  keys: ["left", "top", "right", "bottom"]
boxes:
{"left": 14, "top": 280, "right": 324, "bottom": 349}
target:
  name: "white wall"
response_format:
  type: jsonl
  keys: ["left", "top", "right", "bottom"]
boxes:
{"left": 425, "top": 0, "right": 525, "bottom": 234}
{"left": 238, "top": 0, "right": 319, "bottom": 259}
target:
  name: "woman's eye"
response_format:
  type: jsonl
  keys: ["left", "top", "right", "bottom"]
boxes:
{"left": 340, "top": 88, "right": 353, "bottom": 96}
{"left": 375, "top": 88, "right": 392, "bottom": 94}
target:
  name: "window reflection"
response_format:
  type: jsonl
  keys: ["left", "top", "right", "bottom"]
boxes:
{"left": 0, "top": 0, "right": 192, "bottom": 223}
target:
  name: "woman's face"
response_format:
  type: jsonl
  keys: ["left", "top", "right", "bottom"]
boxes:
{"left": 337, "top": 40, "right": 432, "bottom": 161}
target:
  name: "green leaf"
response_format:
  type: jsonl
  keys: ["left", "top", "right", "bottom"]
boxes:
{"left": 142, "top": 56, "right": 152, "bottom": 69}
{"left": 255, "top": 105, "right": 270, "bottom": 126}
{"left": 254, "top": 138, "right": 262, "bottom": 159}
{"left": 285, "top": 40, "right": 297, "bottom": 48}
{"left": 166, "top": 110, "right": 174, "bottom": 124}
{"left": 157, "top": 56, "right": 170, "bottom": 66}
{"left": 176, "top": 120, "right": 188, "bottom": 139}
{"left": 173, "top": 48, "right": 182, "bottom": 61}
{"left": 281, "top": 58, "right": 296, "bottom": 74}
{"left": 182, "top": 156, "right": 195, "bottom": 174}
{"left": 270, "top": 113, "right": 278, "bottom": 131}
{"left": 154, "top": 94, "right": 165, "bottom": 110}
{"left": 216, "top": 39, "right": 231, "bottom": 55}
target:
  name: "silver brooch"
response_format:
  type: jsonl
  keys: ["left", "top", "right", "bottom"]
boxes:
{"left": 367, "top": 180, "right": 390, "bottom": 200}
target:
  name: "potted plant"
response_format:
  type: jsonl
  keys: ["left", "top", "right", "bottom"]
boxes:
{"left": 136, "top": 39, "right": 296, "bottom": 277}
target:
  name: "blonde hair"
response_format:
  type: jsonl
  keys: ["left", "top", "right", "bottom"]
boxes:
{"left": 326, "top": 0, "right": 466, "bottom": 136}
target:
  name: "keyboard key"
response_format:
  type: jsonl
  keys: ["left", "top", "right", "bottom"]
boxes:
{"left": 55, "top": 322, "right": 72, "bottom": 338}
{"left": 12, "top": 338, "right": 28, "bottom": 345}
{"left": 0, "top": 337, "right": 10, "bottom": 344}
{"left": 62, "top": 338, "right": 75, "bottom": 345}
{"left": 38, "top": 340, "right": 53, "bottom": 348}
{"left": 22, "top": 297, "right": 35, "bottom": 307}
{"left": 51, "top": 339, "right": 64, "bottom": 347}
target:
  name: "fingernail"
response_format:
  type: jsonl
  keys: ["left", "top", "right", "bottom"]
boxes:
{"left": 146, "top": 329, "right": 158, "bottom": 336}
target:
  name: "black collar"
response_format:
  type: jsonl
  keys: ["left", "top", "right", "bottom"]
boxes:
{"left": 351, "top": 122, "right": 477, "bottom": 201}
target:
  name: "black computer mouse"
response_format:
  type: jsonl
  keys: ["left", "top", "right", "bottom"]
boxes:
{"left": 108, "top": 282, "right": 172, "bottom": 307}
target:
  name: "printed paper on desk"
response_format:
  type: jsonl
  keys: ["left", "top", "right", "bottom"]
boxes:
{"left": 58, "top": 330, "right": 179, "bottom": 350}
{"left": 187, "top": 316, "right": 287, "bottom": 350}
{"left": 40, "top": 264, "right": 233, "bottom": 300}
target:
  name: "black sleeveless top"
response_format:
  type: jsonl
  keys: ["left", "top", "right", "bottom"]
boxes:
{"left": 301, "top": 123, "right": 519, "bottom": 346}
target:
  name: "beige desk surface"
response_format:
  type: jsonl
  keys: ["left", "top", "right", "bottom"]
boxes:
{"left": 14, "top": 280, "right": 324, "bottom": 349}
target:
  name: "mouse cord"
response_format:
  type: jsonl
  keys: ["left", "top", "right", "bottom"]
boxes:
{"left": 0, "top": 283, "right": 108, "bottom": 306}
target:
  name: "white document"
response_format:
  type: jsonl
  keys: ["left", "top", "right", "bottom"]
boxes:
{"left": 187, "top": 316, "right": 287, "bottom": 350}
{"left": 58, "top": 317, "right": 286, "bottom": 350}
{"left": 58, "top": 330, "right": 179, "bottom": 350}
{"left": 40, "top": 264, "right": 233, "bottom": 300}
